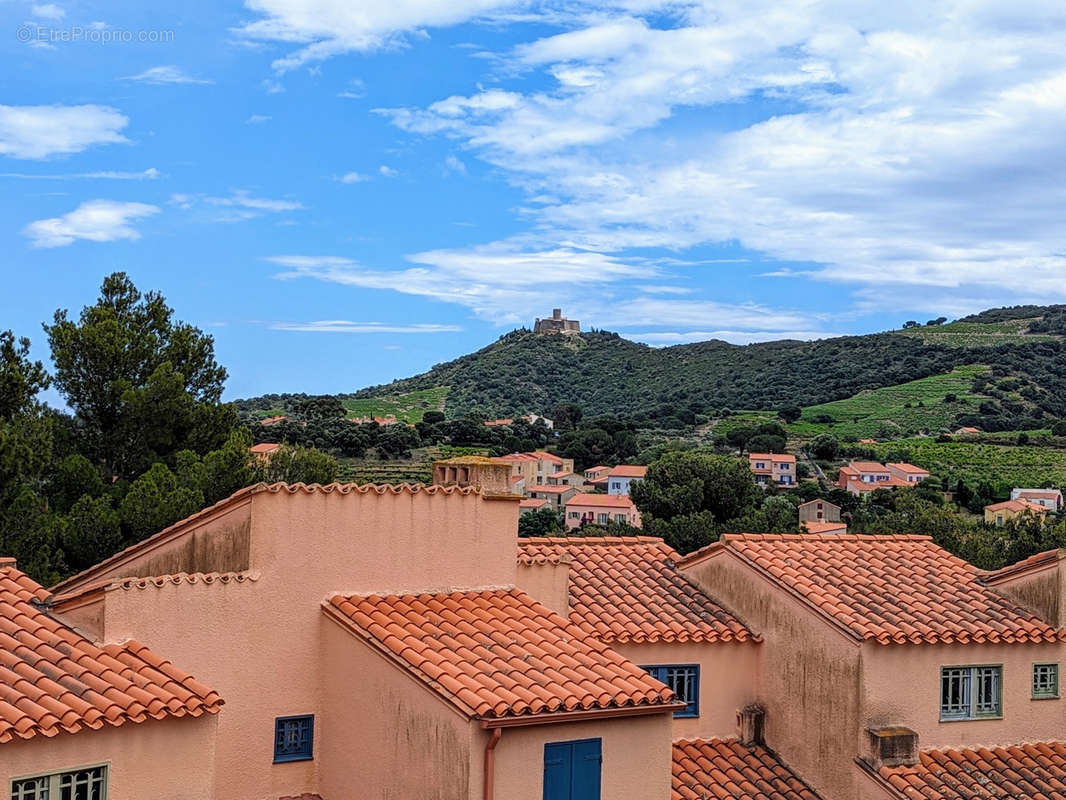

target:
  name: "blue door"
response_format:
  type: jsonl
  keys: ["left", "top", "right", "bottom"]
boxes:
{"left": 543, "top": 738, "right": 602, "bottom": 800}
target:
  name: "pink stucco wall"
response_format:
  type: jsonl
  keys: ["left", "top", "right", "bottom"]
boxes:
{"left": 68, "top": 488, "right": 522, "bottom": 799}
{"left": 682, "top": 551, "right": 865, "bottom": 800}
{"left": 861, "top": 641, "right": 1066, "bottom": 751}
{"left": 0, "top": 715, "right": 217, "bottom": 800}
{"left": 515, "top": 560, "right": 571, "bottom": 617}
{"left": 489, "top": 713, "right": 674, "bottom": 800}
{"left": 610, "top": 641, "right": 760, "bottom": 740}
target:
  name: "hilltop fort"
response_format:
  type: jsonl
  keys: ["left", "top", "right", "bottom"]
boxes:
{"left": 533, "top": 308, "right": 580, "bottom": 334}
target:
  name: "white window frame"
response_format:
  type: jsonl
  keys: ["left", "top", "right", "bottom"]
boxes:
{"left": 10, "top": 763, "right": 109, "bottom": 800}
{"left": 1033, "top": 663, "right": 1059, "bottom": 700}
{"left": 940, "top": 665, "right": 1002, "bottom": 721}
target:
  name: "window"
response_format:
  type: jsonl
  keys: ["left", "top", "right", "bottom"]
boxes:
{"left": 940, "top": 666, "right": 1001, "bottom": 720}
{"left": 614, "top": 514, "right": 626, "bottom": 523}
{"left": 543, "top": 738, "right": 601, "bottom": 800}
{"left": 1033, "top": 663, "right": 1059, "bottom": 699}
{"left": 11, "top": 765, "right": 107, "bottom": 800}
{"left": 274, "top": 715, "right": 314, "bottom": 762}
{"left": 596, "top": 513, "right": 609, "bottom": 524}
{"left": 568, "top": 511, "right": 580, "bottom": 519}
{"left": 642, "top": 665, "right": 699, "bottom": 718}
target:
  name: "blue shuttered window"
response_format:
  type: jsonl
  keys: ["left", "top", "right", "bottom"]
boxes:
{"left": 543, "top": 738, "right": 602, "bottom": 800}
{"left": 642, "top": 664, "right": 699, "bottom": 718}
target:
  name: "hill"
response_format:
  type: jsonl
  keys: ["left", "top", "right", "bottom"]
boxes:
{"left": 237, "top": 305, "right": 1066, "bottom": 428}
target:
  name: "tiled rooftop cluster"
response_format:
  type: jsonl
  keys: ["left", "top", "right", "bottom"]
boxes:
{"left": 325, "top": 588, "right": 677, "bottom": 719}
{"left": 672, "top": 739, "right": 823, "bottom": 800}
{"left": 0, "top": 562, "right": 222, "bottom": 743}
{"left": 711, "top": 534, "right": 1064, "bottom": 644}
{"left": 518, "top": 537, "right": 756, "bottom": 643}
{"left": 879, "top": 743, "right": 1066, "bottom": 798}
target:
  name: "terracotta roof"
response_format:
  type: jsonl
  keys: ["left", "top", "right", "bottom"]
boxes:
{"left": 886, "top": 462, "right": 928, "bottom": 474}
{"left": 849, "top": 461, "right": 889, "bottom": 472}
{"left": 0, "top": 562, "right": 222, "bottom": 743}
{"left": 529, "top": 485, "right": 577, "bottom": 495}
{"left": 324, "top": 589, "right": 676, "bottom": 720}
{"left": 672, "top": 739, "right": 823, "bottom": 800}
{"left": 981, "top": 548, "right": 1066, "bottom": 584}
{"left": 608, "top": 465, "right": 647, "bottom": 478}
{"left": 1015, "top": 489, "right": 1063, "bottom": 500}
{"left": 879, "top": 742, "right": 1066, "bottom": 799}
{"left": 536, "top": 451, "right": 565, "bottom": 464}
{"left": 586, "top": 466, "right": 609, "bottom": 474}
{"left": 748, "top": 453, "right": 796, "bottom": 463}
{"left": 250, "top": 442, "right": 281, "bottom": 454}
{"left": 517, "top": 538, "right": 756, "bottom": 644}
{"left": 566, "top": 493, "right": 637, "bottom": 509}
{"left": 518, "top": 498, "right": 548, "bottom": 509}
{"left": 801, "top": 521, "right": 847, "bottom": 534}
{"left": 984, "top": 499, "right": 1048, "bottom": 514}
{"left": 51, "top": 482, "right": 479, "bottom": 594}
{"left": 688, "top": 534, "right": 1064, "bottom": 645}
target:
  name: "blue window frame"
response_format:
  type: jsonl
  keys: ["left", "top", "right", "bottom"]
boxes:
{"left": 544, "top": 738, "right": 601, "bottom": 800}
{"left": 642, "top": 665, "right": 699, "bottom": 718}
{"left": 273, "top": 714, "right": 314, "bottom": 762}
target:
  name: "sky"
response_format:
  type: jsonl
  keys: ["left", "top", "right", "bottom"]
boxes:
{"left": 3, "top": 1, "right": 1066, "bottom": 400}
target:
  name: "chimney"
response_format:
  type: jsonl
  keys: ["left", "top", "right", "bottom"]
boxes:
{"left": 0, "top": 557, "right": 16, "bottom": 569}
{"left": 864, "top": 727, "right": 918, "bottom": 769}
{"left": 433, "top": 456, "right": 515, "bottom": 495}
{"left": 737, "top": 704, "right": 765, "bottom": 746}
{"left": 552, "top": 308, "right": 562, "bottom": 320}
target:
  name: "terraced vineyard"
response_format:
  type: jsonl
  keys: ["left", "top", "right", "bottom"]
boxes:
{"left": 871, "top": 438, "right": 1066, "bottom": 492}
{"left": 337, "top": 445, "right": 487, "bottom": 485}
{"left": 896, "top": 319, "right": 1061, "bottom": 348}
{"left": 342, "top": 386, "right": 449, "bottom": 423}
{"left": 789, "top": 365, "right": 991, "bottom": 439}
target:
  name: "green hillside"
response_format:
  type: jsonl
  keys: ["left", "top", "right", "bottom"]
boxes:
{"left": 341, "top": 387, "right": 448, "bottom": 423}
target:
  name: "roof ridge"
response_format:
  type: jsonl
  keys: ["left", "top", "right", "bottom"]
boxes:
{"left": 114, "top": 571, "right": 261, "bottom": 590}
{"left": 518, "top": 535, "right": 665, "bottom": 545}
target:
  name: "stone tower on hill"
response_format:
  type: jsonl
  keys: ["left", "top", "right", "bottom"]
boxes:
{"left": 534, "top": 308, "right": 580, "bottom": 334}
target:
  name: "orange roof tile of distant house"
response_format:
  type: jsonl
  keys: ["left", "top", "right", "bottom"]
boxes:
{"left": 886, "top": 462, "right": 929, "bottom": 474}
{"left": 324, "top": 589, "right": 677, "bottom": 720}
{"left": 566, "top": 493, "right": 637, "bottom": 509}
{"left": 800, "top": 521, "right": 847, "bottom": 534}
{"left": 529, "top": 485, "right": 577, "bottom": 494}
{"left": 878, "top": 742, "right": 1066, "bottom": 799}
{"left": 586, "top": 466, "right": 609, "bottom": 474}
{"left": 1016, "top": 489, "right": 1063, "bottom": 500}
{"left": 517, "top": 537, "right": 756, "bottom": 644}
{"left": 985, "top": 499, "right": 1048, "bottom": 514}
{"left": 682, "top": 534, "right": 1064, "bottom": 645}
{"left": 608, "top": 465, "right": 648, "bottom": 478}
{"left": 673, "top": 739, "right": 823, "bottom": 800}
{"left": 518, "top": 498, "right": 547, "bottom": 509}
{"left": 955, "top": 426, "right": 981, "bottom": 434}
{"left": 849, "top": 461, "right": 888, "bottom": 472}
{"left": 495, "top": 452, "right": 540, "bottom": 463}
{"left": 0, "top": 561, "right": 222, "bottom": 743}
{"left": 535, "top": 451, "right": 565, "bottom": 464}
{"left": 259, "top": 415, "right": 287, "bottom": 426}
{"left": 250, "top": 442, "right": 281, "bottom": 454}
{"left": 483, "top": 418, "right": 514, "bottom": 427}
{"left": 859, "top": 438, "right": 877, "bottom": 444}
{"left": 748, "top": 453, "right": 796, "bottom": 463}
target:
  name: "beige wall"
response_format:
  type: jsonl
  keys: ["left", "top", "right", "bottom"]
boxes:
{"left": 610, "top": 641, "right": 760, "bottom": 741}
{"left": 515, "top": 561, "right": 571, "bottom": 618}
{"left": 682, "top": 552, "right": 864, "bottom": 800}
{"left": 319, "top": 613, "right": 478, "bottom": 800}
{"left": 986, "top": 562, "right": 1064, "bottom": 627}
{"left": 489, "top": 714, "right": 673, "bottom": 800}
{"left": 861, "top": 641, "right": 1066, "bottom": 751}
{"left": 1, "top": 716, "right": 216, "bottom": 800}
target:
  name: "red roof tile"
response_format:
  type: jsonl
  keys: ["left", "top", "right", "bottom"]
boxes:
{"left": 518, "top": 498, "right": 548, "bottom": 509}
{"left": 608, "top": 465, "right": 647, "bottom": 478}
{"left": 886, "top": 462, "right": 929, "bottom": 474}
{"left": 529, "top": 485, "right": 577, "bottom": 494}
{"left": 981, "top": 548, "right": 1066, "bottom": 584}
{"left": 250, "top": 442, "right": 281, "bottom": 454}
{"left": 518, "top": 538, "right": 756, "bottom": 644}
{"left": 565, "top": 493, "right": 637, "bottom": 509}
{"left": 879, "top": 742, "right": 1066, "bottom": 799}
{"left": 0, "top": 563, "right": 222, "bottom": 743}
{"left": 325, "top": 589, "right": 676, "bottom": 719}
{"left": 984, "top": 499, "right": 1047, "bottom": 513}
{"left": 801, "top": 521, "right": 847, "bottom": 534}
{"left": 672, "top": 739, "right": 823, "bottom": 800}
{"left": 694, "top": 534, "right": 1064, "bottom": 645}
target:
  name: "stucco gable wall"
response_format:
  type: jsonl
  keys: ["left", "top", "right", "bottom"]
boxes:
{"left": 985, "top": 564, "right": 1064, "bottom": 628}
{"left": 681, "top": 552, "right": 863, "bottom": 800}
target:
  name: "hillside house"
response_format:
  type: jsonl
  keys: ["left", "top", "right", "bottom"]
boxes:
{"left": 565, "top": 493, "right": 642, "bottom": 529}
{"left": 885, "top": 462, "right": 930, "bottom": 483}
{"left": 546, "top": 471, "right": 584, "bottom": 489}
{"left": 798, "top": 499, "right": 841, "bottom": 524}
{"left": 518, "top": 497, "right": 548, "bottom": 515}
{"left": 985, "top": 498, "right": 1050, "bottom": 526}
{"left": 1012, "top": 488, "right": 1064, "bottom": 511}
{"left": 748, "top": 453, "right": 796, "bottom": 486}
{"left": 250, "top": 442, "right": 281, "bottom": 462}
{"left": 607, "top": 465, "right": 647, "bottom": 496}
{"left": 837, "top": 461, "right": 927, "bottom": 495}
{"left": 528, "top": 484, "right": 580, "bottom": 510}
{"left": 801, "top": 520, "right": 847, "bottom": 534}
{"left": 495, "top": 451, "right": 576, "bottom": 490}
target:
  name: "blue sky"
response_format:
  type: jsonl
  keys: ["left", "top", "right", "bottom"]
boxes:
{"left": 3, "top": 1, "right": 1066, "bottom": 400}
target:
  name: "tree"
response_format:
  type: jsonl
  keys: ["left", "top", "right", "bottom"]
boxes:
{"left": 0, "top": 331, "right": 49, "bottom": 420}
{"left": 259, "top": 445, "right": 338, "bottom": 485}
{"left": 809, "top": 434, "right": 840, "bottom": 461}
{"left": 62, "top": 494, "right": 122, "bottom": 572}
{"left": 1052, "top": 420, "right": 1066, "bottom": 437}
{"left": 631, "top": 452, "right": 761, "bottom": 553}
{"left": 778, "top": 406, "right": 802, "bottom": 424}
{"left": 926, "top": 317, "right": 948, "bottom": 326}
{"left": 45, "top": 272, "right": 231, "bottom": 479}
{"left": 746, "top": 434, "right": 786, "bottom": 454}
{"left": 518, "top": 507, "right": 564, "bottom": 537}
{"left": 902, "top": 320, "right": 920, "bottom": 329}
{"left": 551, "top": 403, "right": 583, "bottom": 432}
{"left": 119, "top": 462, "right": 205, "bottom": 544}
{"left": 422, "top": 410, "right": 445, "bottom": 425}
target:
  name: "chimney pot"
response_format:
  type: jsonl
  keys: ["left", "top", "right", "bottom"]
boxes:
{"left": 865, "top": 727, "right": 918, "bottom": 769}
{"left": 737, "top": 704, "right": 765, "bottom": 746}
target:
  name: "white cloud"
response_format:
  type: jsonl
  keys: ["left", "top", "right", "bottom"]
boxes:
{"left": 270, "top": 320, "right": 462, "bottom": 333}
{"left": 378, "top": 0, "right": 1066, "bottom": 315}
{"left": 378, "top": 164, "right": 398, "bottom": 177}
{"left": 169, "top": 190, "right": 302, "bottom": 221}
{"left": 0, "top": 104, "right": 128, "bottom": 159}
{"left": 443, "top": 154, "right": 467, "bottom": 174}
{"left": 334, "top": 171, "right": 370, "bottom": 183}
{"left": 205, "top": 190, "right": 302, "bottom": 212}
{"left": 122, "top": 66, "right": 213, "bottom": 85}
{"left": 23, "top": 199, "right": 159, "bottom": 248}
{"left": 238, "top": 0, "right": 519, "bottom": 71}
{"left": 31, "top": 3, "right": 64, "bottom": 20}
{"left": 245, "top": 114, "right": 272, "bottom": 124}
{"left": 0, "top": 167, "right": 160, "bottom": 180}
{"left": 338, "top": 78, "right": 367, "bottom": 99}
